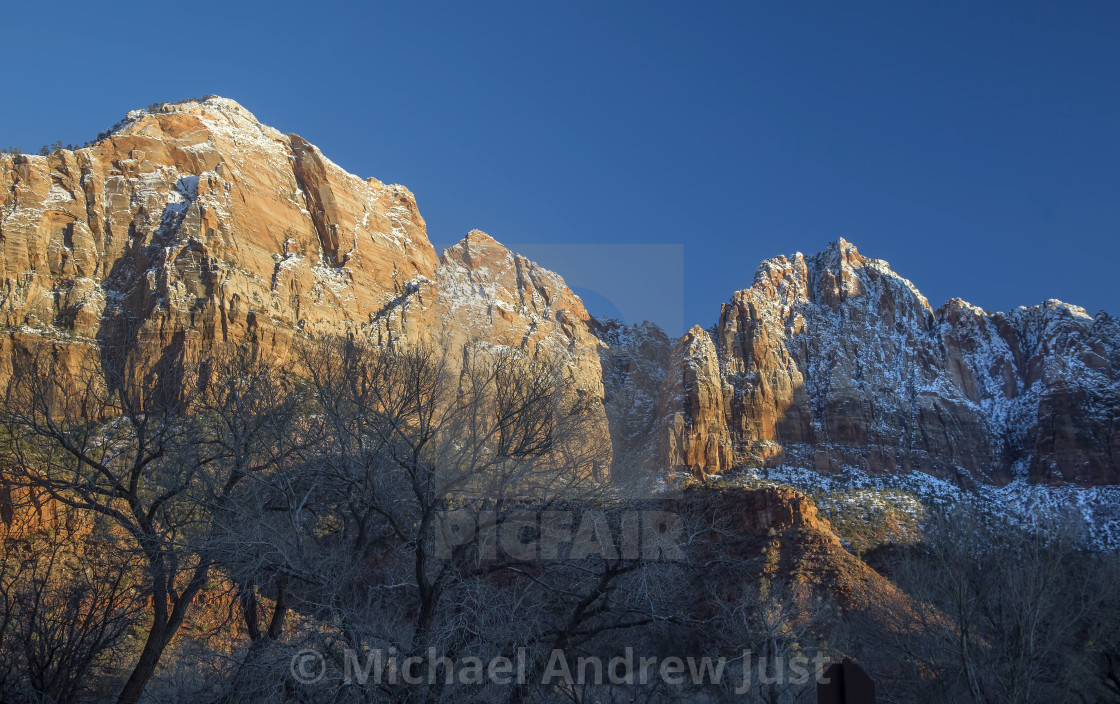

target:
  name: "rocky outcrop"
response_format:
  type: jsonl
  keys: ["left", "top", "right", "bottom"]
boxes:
{"left": 431, "top": 229, "right": 614, "bottom": 474}
{"left": 660, "top": 486, "right": 918, "bottom": 618}
{"left": 0, "top": 97, "right": 438, "bottom": 374}
{"left": 653, "top": 238, "right": 1120, "bottom": 486}
{"left": 434, "top": 229, "right": 602, "bottom": 374}
{"left": 4, "top": 97, "right": 1117, "bottom": 489}
{"left": 0, "top": 98, "right": 609, "bottom": 457}
{"left": 657, "top": 326, "right": 733, "bottom": 478}
{"left": 938, "top": 299, "right": 1120, "bottom": 484}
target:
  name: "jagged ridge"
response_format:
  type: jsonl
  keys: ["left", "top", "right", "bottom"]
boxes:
{"left": 3, "top": 97, "right": 1117, "bottom": 488}
{"left": 647, "top": 238, "right": 1119, "bottom": 486}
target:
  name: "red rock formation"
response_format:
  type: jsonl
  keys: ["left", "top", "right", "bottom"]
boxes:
{"left": 0, "top": 98, "right": 610, "bottom": 458}
{"left": 0, "top": 98, "right": 438, "bottom": 370}
{"left": 649, "top": 239, "right": 1120, "bottom": 486}
{"left": 657, "top": 325, "right": 733, "bottom": 478}
{"left": 3, "top": 97, "right": 1116, "bottom": 488}
{"left": 660, "top": 487, "right": 917, "bottom": 616}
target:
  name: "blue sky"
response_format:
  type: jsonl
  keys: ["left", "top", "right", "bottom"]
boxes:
{"left": 4, "top": 1, "right": 1118, "bottom": 334}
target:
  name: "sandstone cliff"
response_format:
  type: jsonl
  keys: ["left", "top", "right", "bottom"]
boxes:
{"left": 0, "top": 97, "right": 609, "bottom": 459}
{"left": 4, "top": 97, "right": 1117, "bottom": 488}
{"left": 661, "top": 486, "right": 918, "bottom": 621}
{"left": 0, "top": 98, "right": 437, "bottom": 364}
{"left": 651, "top": 238, "right": 1120, "bottom": 486}
{"left": 657, "top": 325, "right": 733, "bottom": 479}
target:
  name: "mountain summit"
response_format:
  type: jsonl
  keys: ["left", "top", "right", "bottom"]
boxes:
{"left": 647, "top": 238, "right": 1120, "bottom": 485}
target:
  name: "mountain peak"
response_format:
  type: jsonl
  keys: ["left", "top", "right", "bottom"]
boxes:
{"left": 100, "top": 95, "right": 264, "bottom": 142}
{"left": 127, "top": 95, "right": 253, "bottom": 120}
{"left": 462, "top": 228, "right": 501, "bottom": 247}
{"left": 818, "top": 236, "right": 869, "bottom": 268}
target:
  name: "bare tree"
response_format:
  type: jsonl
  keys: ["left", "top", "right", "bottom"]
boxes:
{"left": 200, "top": 336, "right": 693, "bottom": 703}
{"left": 0, "top": 491, "right": 145, "bottom": 703}
{"left": 857, "top": 503, "right": 1115, "bottom": 704}
{"left": 0, "top": 340, "right": 309, "bottom": 704}
{"left": 710, "top": 578, "right": 834, "bottom": 704}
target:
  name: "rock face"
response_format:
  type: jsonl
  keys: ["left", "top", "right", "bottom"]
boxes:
{"left": 658, "top": 486, "right": 917, "bottom": 618}
{"left": 652, "top": 238, "right": 1120, "bottom": 486}
{"left": 0, "top": 97, "right": 609, "bottom": 455}
{"left": 430, "top": 230, "right": 614, "bottom": 475}
{"left": 433, "top": 229, "right": 603, "bottom": 384}
{"left": 0, "top": 97, "right": 439, "bottom": 370}
{"left": 657, "top": 326, "right": 733, "bottom": 479}
{"left": 593, "top": 319, "right": 671, "bottom": 488}
{"left": 4, "top": 97, "right": 1117, "bottom": 489}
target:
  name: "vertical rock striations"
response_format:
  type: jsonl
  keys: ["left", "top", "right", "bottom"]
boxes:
{"left": 0, "top": 98, "right": 610, "bottom": 461}
{"left": 2, "top": 97, "right": 1116, "bottom": 488}
{"left": 0, "top": 97, "right": 439, "bottom": 374}
{"left": 657, "top": 326, "right": 733, "bottom": 478}
{"left": 649, "top": 238, "right": 1119, "bottom": 486}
